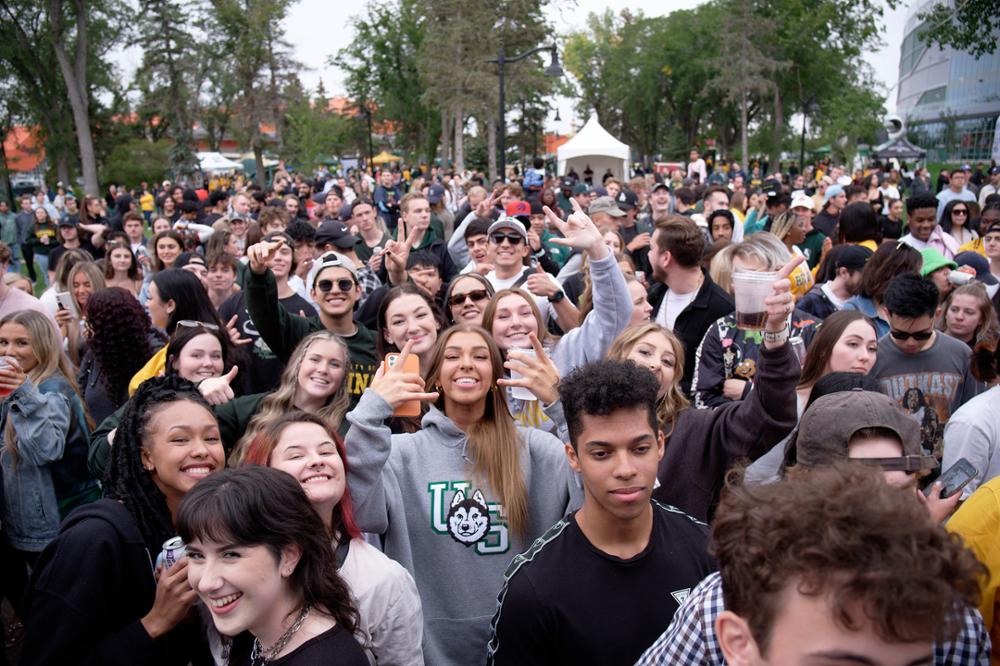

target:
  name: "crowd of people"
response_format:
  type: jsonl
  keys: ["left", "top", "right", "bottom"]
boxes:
{"left": 0, "top": 151, "right": 1000, "bottom": 665}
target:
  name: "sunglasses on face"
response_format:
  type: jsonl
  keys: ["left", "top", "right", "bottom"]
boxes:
{"left": 953, "top": 209, "right": 968, "bottom": 216}
{"left": 889, "top": 328, "right": 934, "bottom": 341}
{"left": 491, "top": 232, "right": 524, "bottom": 245}
{"left": 316, "top": 278, "right": 356, "bottom": 293}
{"left": 448, "top": 289, "right": 490, "bottom": 307}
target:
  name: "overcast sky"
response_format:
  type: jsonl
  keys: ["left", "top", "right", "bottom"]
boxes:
{"left": 116, "top": 0, "right": 909, "bottom": 132}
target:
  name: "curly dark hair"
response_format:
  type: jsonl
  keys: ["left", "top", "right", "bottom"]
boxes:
{"left": 102, "top": 375, "right": 213, "bottom": 555}
{"left": 558, "top": 359, "right": 659, "bottom": 450}
{"left": 713, "top": 463, "right": 984, "bottom": 654}
{"left": 85, "top": 287, "right": 163, "bottom": 407}
{"left": 177, "top": 466, "right": 359, "bottom": 634}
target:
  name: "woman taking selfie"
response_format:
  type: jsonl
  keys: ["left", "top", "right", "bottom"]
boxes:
{"left": 179, "top": 466, "right": 367, "bottom": 665}
{"left": 243, "top": 412, "right": 423, "bottom": 665}
{"left": 345, "top": 329, "right": 580, "bottom": 665}
{"left": 604, "top": 256, "right": 803, "bottom": 522}
{"left": 20, "top": 375, "right": 219, "bottom": 665}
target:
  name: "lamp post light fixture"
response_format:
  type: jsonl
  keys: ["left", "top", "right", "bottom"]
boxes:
{"left": 488, "top": 43, "right": 563, "bottom": 182}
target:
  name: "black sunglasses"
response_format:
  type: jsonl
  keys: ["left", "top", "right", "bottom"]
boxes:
{"left": 953, "top": 209, "right": 968, "bottom": 215}
{"left": 316, "top": 278, "right": 356, "bottom": 293}
{"left": 889, "top": 329, "right": 934, "bottom": 341}
{"left": 491, "top": 232, "right": 524, "bottom": 245}
{"left": 448, "top": 289, "right": 490, "bottom": 307}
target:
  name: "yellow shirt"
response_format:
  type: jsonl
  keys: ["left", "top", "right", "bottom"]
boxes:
{"left": 960, "top": 238, "right": 986, "bottom": 256}
{"left": 128, "top": 345, "right": 168, "bottom": 395}
{"left": 947, "top": 476, "right": 1000, "bottom": 662}
{"left": 139, "top": 192, "right": 154, "bottom": 212}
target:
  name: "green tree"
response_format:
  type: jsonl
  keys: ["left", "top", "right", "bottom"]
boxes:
{"left": 919, "top": 0, "right": 999, "bottom": 58}
{"left": 134, "top": 0, "right": 200, "bottom": 181}
{"left": 335, "top": 0, "right": 439, "bottom": 167}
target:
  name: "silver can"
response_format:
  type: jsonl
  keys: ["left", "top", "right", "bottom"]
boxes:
{"left": 157, "top": 536, "right": 186, "bottom": 570}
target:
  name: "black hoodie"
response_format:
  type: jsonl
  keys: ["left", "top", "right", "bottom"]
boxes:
{"left": 19, "top": 498, "right": 211, "bottom": 666}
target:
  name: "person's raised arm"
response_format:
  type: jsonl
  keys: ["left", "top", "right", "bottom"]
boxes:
{"left": 345, "top": 340, "right": 438, "bottom": 533}
{"left": 244, "top": 238, "right": 308, "bottom": 363}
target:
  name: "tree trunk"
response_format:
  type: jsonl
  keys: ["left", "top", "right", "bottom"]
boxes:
{"left": 440, "top": 108, "right": 451, "bottom": 169}
{"left": 487, "top": 119, "right": 497, "bottom": 182}
{"left": 254, "top": 141, "right": 265, "bottom": 189}
{"left": 771, "top": 88, "right": 783, "bottom": 175}
{"left": 454, "top": 103, "right": 465, "bottom": 174}
{"left": 740, "top": 91, "right": 749, "bottom": 169}
{"left": 55, "top": 151, "right": 71, "bottom": 186}
{"left": 48, "top": 0, "right": 99, "bottom": 196}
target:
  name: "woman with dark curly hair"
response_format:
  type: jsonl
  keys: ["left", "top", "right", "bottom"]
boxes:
{"left": 78, "top": 287, "right": 165, "bottom": 423}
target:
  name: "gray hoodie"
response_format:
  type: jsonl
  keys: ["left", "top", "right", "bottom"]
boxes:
{"left": 346, "top": 390, "right": 582, "bottom": 666}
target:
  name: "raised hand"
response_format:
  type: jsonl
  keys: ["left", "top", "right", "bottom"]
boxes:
{"left": 246, "top": 237, "right": 285, "bottom": 274}
{"left": 225, "top": 315, "right": 253, "bottom": 346}
{"left": 198, "top": 365, "right": 239, "bottom": 406}
{"left": 543, "top": 198, "right": 606, "bottom": 259}
{"left": 525, "top": 263, "right": 559, "bottom": 298}
{"left": 763, "top": 255, "right": 806, "bottom": 333}
{"left": 368, "top": 340, "right": 439, "bottom": 409}
{"left": 497, "top": 332, "right": 561, "bottom": 404}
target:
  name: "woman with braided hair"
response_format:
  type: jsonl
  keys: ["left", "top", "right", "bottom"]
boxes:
{"left": 19, "top": 375, "right": 221, "bottom": 665}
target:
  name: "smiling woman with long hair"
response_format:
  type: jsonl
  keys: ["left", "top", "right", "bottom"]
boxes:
{"left": 241, "top": 412, "right": 423, "bottom": 665}
{"left": 344, "top": 325, "right": 579, "bottom": 665}
{"left": 20, "top": 376, "right": 220, "bottom": 664}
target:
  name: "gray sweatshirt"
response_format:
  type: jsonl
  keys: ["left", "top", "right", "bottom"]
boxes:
{"left": 345, "top": 390, "right": 582, "bottom": 666}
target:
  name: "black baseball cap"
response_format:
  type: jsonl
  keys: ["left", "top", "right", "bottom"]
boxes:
{"left": 616, "top": 189, "right": 638, "bottom": 211}
{"left": 314, "top": 220, "right": 358, "bottom": 249}
{"left": 559, "top": 176, "right": 575, "bottom": 190}
{"left": 836, "top": 245, "right": 873, "bottom": 271}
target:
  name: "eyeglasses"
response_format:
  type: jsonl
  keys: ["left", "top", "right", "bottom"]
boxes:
{"left": 889, "top": 328, "right": 934, "bottom": 341}
{"left": 491, "top": 232, "right": 524, "bottom": 245}
{"left": 316, "top": 278, "right": 356, "bottom": 293}
{"left": 953, "top": 209, "right": 968, "bottom": 216}
{"left": 448, "top": 289, "right": 490, "bottom": 307}
{"left": 176, "top": 320, "right": 220, "bottom": 331}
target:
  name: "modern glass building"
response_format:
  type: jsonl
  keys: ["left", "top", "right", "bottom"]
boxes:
{"left": 896, "top": 0, "right": 1000, "bottom": 162}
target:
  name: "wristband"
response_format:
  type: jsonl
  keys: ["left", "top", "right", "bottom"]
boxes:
{"left": 548, "top": 290, "right": 565, "bottom": 303}
{"left": 762, "top": 326, "right": 790, "bottom": 345}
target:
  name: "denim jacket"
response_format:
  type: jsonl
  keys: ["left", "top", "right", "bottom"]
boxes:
{"left": 1, "top": 375, "right": 97, "bottom": 551}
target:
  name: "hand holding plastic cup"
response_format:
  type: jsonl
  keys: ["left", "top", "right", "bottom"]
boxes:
{"left": 0, "top": 356, "right": 20, "bottom": 398}
{"left": 732, "top": 270, "right": 779, "bottom": 331}
{"left": 507, "top": 348, "right": 537, "bottom": 401}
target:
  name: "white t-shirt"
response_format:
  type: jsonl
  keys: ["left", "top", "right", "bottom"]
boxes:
{"left": 486, "top": 268, "right": 560, "bottom": 325}
{"left": 655, "top": 288, "right": 698, "bottom": 330}
{"left": 821, "top": 281, "right": 848, "bottom": 309}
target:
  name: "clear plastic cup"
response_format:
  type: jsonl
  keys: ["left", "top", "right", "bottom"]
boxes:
{"left": 508, "top": 348, "right": 537, "bottom": 401}
{"left": 0, "top": 356, "right": 15, "bottom": 398}
{"left": 731, "top": 270, "right": 778, "bottom": 331}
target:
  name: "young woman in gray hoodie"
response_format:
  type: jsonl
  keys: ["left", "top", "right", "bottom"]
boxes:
{"left": 344, "top": 330, "right": 582, "bottom": 666}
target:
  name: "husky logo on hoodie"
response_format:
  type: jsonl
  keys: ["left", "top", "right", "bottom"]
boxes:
{"left": 429, "top": 481, "right": 510, "bottom": 555}
{"left": 446, "top": 489, "right": 491, "bottom": 546}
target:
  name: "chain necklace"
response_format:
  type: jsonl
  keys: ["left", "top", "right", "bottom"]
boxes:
{"left": 249, "top": 605, "right": 311, "bottom": 665}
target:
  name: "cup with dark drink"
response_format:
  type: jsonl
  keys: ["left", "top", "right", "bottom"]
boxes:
{"left": 732, "top": 270, "right": 778, "bottom": 331}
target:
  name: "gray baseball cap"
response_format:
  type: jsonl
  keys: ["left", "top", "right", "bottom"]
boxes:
{"left": 588, "top": 196, "right": 625, "bottom": 218}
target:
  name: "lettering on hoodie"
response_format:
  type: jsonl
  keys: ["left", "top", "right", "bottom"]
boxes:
{"left": 428, "top": 481, "right": 510, "bottom": 555}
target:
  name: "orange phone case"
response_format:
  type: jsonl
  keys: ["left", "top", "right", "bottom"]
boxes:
{"left": 383, "top": 353, "right": 422, "bottom": 417}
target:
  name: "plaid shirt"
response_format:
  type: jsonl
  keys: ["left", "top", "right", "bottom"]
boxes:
{"left": 634, "top": 572, "right": 991, "bottom": 666}
{"left": 356, "top": 266, "right": 381, "bottom": 305}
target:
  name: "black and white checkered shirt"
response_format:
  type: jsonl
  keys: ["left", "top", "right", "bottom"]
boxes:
{"left": 634, "top": 572, "right": 990, "bottom": 665}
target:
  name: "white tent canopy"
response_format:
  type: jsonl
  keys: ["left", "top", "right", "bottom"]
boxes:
{"left": 197, "top": 151, "right": 244, "bottom": 173}
{"left": 557, "top": 114, "right": 631, "bottom": 182}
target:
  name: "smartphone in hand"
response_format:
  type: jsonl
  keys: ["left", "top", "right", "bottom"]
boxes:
{"left": 383, "top": 352, "right": 421, "bottom": 417}
{"left": 924, "top": 458, "right": 978, "bottom": 499}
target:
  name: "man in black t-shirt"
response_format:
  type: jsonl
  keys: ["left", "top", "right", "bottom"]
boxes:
{"left": 487, "top": 360, "right": 715, "bottom": 666}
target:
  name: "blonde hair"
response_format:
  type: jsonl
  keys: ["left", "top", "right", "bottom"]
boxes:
{"left": 67, "top": 261, "right": 107, "bottom": 314}
{"left": 230, "top": 331, "right": 350, "bottom": 464}
{"left": 606, "top": 323, "right": 689, "bottom": 436}
{"left": 1, "top": 310, "right": 90, "bottom": 463}
{"left": 709, "top": 244, "right": 738, "bottom": 295}
{"left": 425, "top": 324, "right": 530, "bottom": 539}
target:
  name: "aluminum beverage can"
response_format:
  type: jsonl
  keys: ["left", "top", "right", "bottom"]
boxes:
{"left": 157, "top": 536, "right": 186, "bottom": 570}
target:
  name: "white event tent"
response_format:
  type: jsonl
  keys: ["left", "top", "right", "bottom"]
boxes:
{"left": 556, "top": 114, "right": 631, "bottom": 181}
{"left": 197, "top": 152, "right": 244, "bottom": 173}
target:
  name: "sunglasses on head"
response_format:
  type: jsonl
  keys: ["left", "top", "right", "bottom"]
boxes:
{"left": 889, "top": 328, "right": 934, "bottom": 341}
{"left": 176, "top": 319, "right": 220, "bottom": 332}
{"left": 316, "top": 278, "right": 356, "bottom": 293}
{"left": 448, "top": 289, "right": 490, "bottom": 307}
{"left": 491, "top": 232, "right": 524, "bottom": 245}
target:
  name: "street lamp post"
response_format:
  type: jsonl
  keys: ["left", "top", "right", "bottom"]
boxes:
{"left": 359, "top": 104, "right": 375, "bottom": 176}
{"left": 799, "top": 96, "right": 815, "bottom": 176}
{"left": 488, "top": 43, "right": 563, "bottom": 182}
